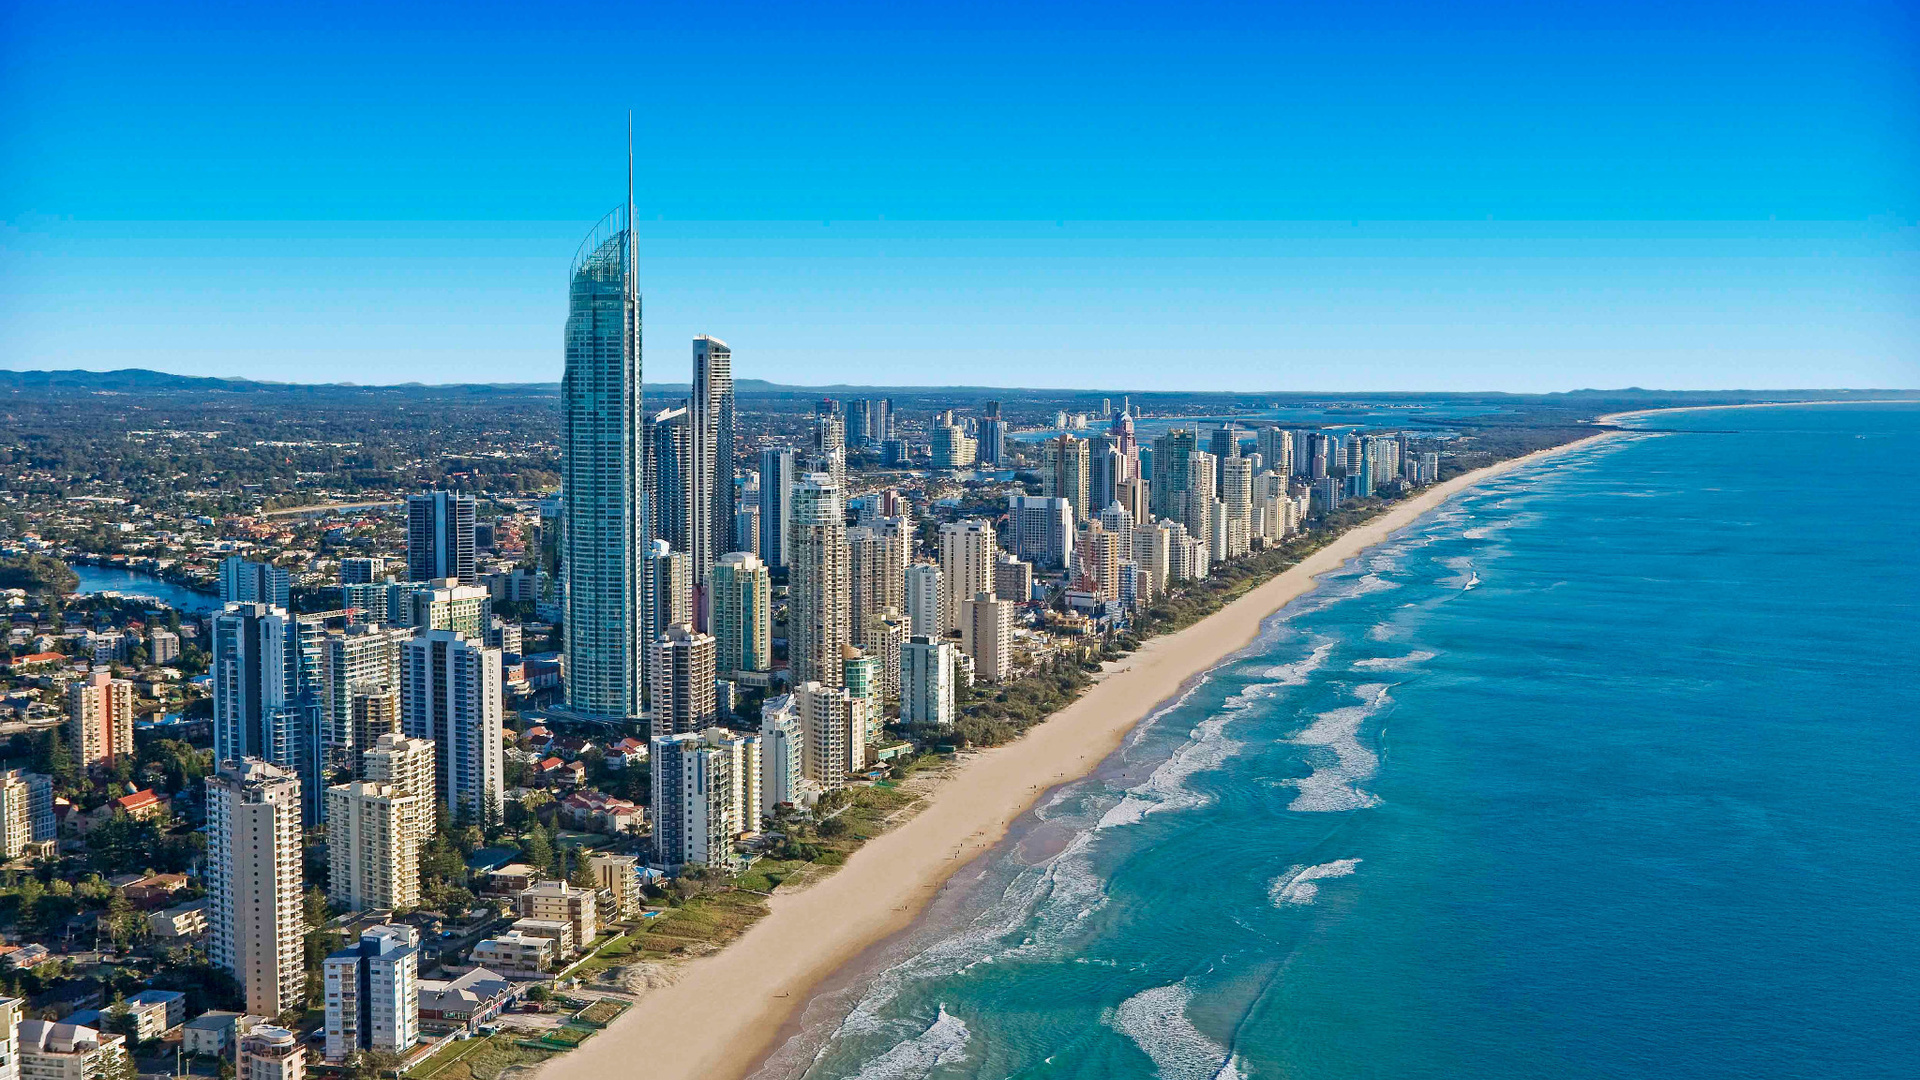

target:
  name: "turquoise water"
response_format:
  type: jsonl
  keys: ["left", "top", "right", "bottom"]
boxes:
{"left": 762, "top": 403, "right": 1920, "bottom": 1080}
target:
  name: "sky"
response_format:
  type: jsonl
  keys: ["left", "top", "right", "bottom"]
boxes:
{"left": 2, "top": 0, "right": 1918, "bottom": 392}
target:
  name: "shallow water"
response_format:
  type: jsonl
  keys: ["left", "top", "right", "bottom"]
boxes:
{"left": 762, "top": 403, "right": 1920, "bottom": 1080}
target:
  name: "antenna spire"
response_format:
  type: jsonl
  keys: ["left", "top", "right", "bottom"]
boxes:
{"left": 626, "top": 111, "right": 634, "bottom": 230}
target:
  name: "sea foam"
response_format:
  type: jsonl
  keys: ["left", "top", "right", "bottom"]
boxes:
{"left": 1285, "top": 684, "right": 1391, "bottom": 812}
{"left": 847, "top": 1007, "right": 971, "bottom": 1080}
{"left": 1270, "top": 858, "right": 1362, "bottom": 905}
{"left": 1105, "top": 982, "right": 1242, "bottom": 1080}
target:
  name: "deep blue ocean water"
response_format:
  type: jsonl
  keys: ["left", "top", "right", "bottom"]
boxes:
{"left": 760, "top": 403, "right": 1919, "bottom": 1080}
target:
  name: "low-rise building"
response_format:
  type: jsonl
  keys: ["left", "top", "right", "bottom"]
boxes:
{"left": 514, "top": 881, "right": 597, "bottom": 949}
{"left": 149, "top": 899, "right": 209, "bottom": 941}
{"left": 181, "top": 1012, "right": 265, "bottom": 1058}
{"left": 236, "top": 1026, "right": 303, "bottom": 1080}
{"left": 120, "top": 990, "right": 186, "bottom": 1040}
{"left": 587, "top": 854, "right": 642, "bottom": 919}
{"left": 468, "top": 932, "right": 553, "bottom": 978}
{"left": 17, "top": 1019, "right": 130, "bottom": 1080}
{"left": 507, "top": 918, "right": 574, "bottom": 958}
{"left": 416, "top": 969, "right": 510, "bottom": 1034}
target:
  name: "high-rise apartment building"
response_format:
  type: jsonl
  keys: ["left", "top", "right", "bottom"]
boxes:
{"left": 1041, "top": 434, "right": 1091, "bottom": 521}
{"left": 359, "top": 733, "right": 436, "bottom": 853}
{"left": 326, "top": 782, "right": 421, "bottom": 911}
{"left": 992, "top": 553, "right": 1033, "bottom": 604}
{"left": 66, "top": 671, "right": 134, "bottom": 768}
{"left": 409, "top": 579, "right": 490, "bottom": 640}
{"left": 323, "top": 925, "right": 419, "bottom": 1063}
{"left": 709, "top": 552, "right": 771, "bottom": 679}
{"left": 938, "top": 519, "right": 997, "bottom": 637}
{"left": 649, "top": 624, "right": 717, "bottom": 738}
{"left": 1007, "top": 495, "right": 1074, "bottom": 571}
{"left": 348, "top": 686, "right": 401, "bottom": 769}
{"left": 1219, "top": 456, "right": 1254, "bottom": 560}
{"left": 905, "top": 563, "right": 943, "bottom": 640}
{"left": 400, "top": 631, "right": 503, "bottom": 826}
{"left": 862, "top": 607, "right": 909, "bottom": 703}
{"left": 645, "top": 405, "right": 691, "bottom": 555}
{"left": 794, "top": 681, "right": 857, "bottom": 792}
{"left": 0, "top": 770, "right": 54, "bottom": 859}
{"left": 1255, "top": 427, "right": 1293, "bottom": 476}
{"left": 788, "top": 473, "right": 849, "bottom": 688}
{"left": 207, "top": 759, "right": 305, "bottom": 1017}
{"left": 1132, "top": 522, "right": 1173, "bottom": 591}
{"left": 212, "top": 604, "right": 315, "bottom": 817}
{"left": 220, "top": 557, "right": 289, "bottom": 609}
{"left": 643, "top": 540, "right": 693, "bottom": 662}
{"left": 406, "top": 492, "right": 476, "bottom": 586}
{"left": 1149, "top": 429, "right": 1198, "bottom": 520}
{"left": 756, "top": 447, "right": 794, "bottom": 570}
{"left": 847, "top": 525, "right": 905, "bottom": 643}
{"left": 901, "top": 637, "right": 956, "bottom": 727}
{"left": 650, "top": 729, "right": 760, "bottom": 869}
{"left": 960, "top": 592, "right": 1015, "bottom": 683}
{"left": 690, "top": 335, "right": 736, "bottom": 583}
{"left": 561, "top": 197, "right": 646, "bottom": 722}
{"left": 319, "top": 625, "right": 409, "bottom": 775}
{"left": 758, "top": 694, "right": 803, "bottom": 815}
{"left": 338, "top": 557, "right": 385, "bottom": 586}
{"left": 842, "top": 646, "right": 880, "bottom": 759}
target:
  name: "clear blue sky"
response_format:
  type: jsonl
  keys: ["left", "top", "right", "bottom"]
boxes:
{"left": 3, "top": 1, "right": 1917, "bottom": 391}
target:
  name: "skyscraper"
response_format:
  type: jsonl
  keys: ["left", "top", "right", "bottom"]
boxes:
{"left": 406, "top": 492, "right": 476, "bottom": 586}
{"left": 359, "top": 732, "right": 436, "bottom": 854}
{"left": 650, "top": 728, "right": 760, "bottom": 868}
{"left": 649, "top": 624, "right": 717, "bottom": 738}
{"left": 212, "top": 603, "right": 308, "bottom": 786}
{"left": 1007, "top": 495, "right": 1074, "bottom": 571}
{"left": 1041, "top": 434, "right": 1091, "bottom": 521}
{"left": 400, "top": 630, "right": 504, "bottom": 826}
{"left": 562, "top": 182, "right": 646, "bottom": 722}
{"left": 787, "top": 473, "right": 849, "bottom": 688}
{"left": 960, "top": 592, "right": 1015, "bottom": 683}
{"left": 938, "top": 519, "right": 997, "bottom": 636}
{"left": 756, "top": 448, "right": 794, "bottom": 569}
{"left": 325, "top": 782, "right": 421, "bottom": 911}
{"left": 847, "top": 525, "right": 905, "bottom": 643}
{"left": 905, "top": 563, "right": 943, "bottom": 639}
{"left": 318, "top": 625, "right": 409, "bottom": 773}
{"left": 1149, "top": 429, "right": 1197, "bottom": 520}
{"left": 206, "top": 759, "right": 304, "bottom": 1017}
{"left": 0, "top": 770, "right": 54, "bottom": 859}
{"left": 794, "top": 681, "right": 855, "bottom": 791}
{"left": 709, "top": 552, "right": 771, "bottom": 679}
{"left": 690, "top": 335, "right": 736, "bottom": 583}
{"left": 901, "top": 636, "right": 955, "bottom": 727}
{"left": 220, "top": 557, "right": 290, "bottom": 609}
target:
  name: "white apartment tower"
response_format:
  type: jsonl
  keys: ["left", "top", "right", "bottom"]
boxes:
{"left": 323, "top": 924, "right": 419, "bottom": 1063}
{"left": 400, "top": 630, "right": 504, "bottom": 827}
{"left": 901, "top": 636, "right": 956, "bottom": 727}
{"left": 207, "top": 759, "right": 305, "bottom": 1017}
{"left": 905, "top": 563, "right": 943, "bottom": 639}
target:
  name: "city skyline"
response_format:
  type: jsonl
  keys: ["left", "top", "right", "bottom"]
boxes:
{"left": 3, "top": 2, "right": 1917, "bottom": 391}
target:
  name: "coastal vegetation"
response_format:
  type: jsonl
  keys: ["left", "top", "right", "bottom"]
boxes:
{"left": 0, "top": 553, "right": 77, "bottom": 596}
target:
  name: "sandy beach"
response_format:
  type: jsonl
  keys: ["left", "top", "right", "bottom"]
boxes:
{"left": 537, "top": 431, "right": 1618, "bottom": 1080}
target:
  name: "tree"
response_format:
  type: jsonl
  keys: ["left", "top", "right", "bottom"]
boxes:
{"left": 568, "top": 852, "right": 597, "bottom": 889}
{"left": 520, "top": 825, "right": 553, "bottom": 874}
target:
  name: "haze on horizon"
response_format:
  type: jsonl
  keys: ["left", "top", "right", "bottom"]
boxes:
{"left": 2, "top": 1, "right": 1917, "bottom": 392}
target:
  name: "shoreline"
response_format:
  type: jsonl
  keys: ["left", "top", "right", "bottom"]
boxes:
{"left": 1597, "top": 398, "right": 1914, "bottom": 424}
{"left": 537, "top": 431, "right": 1622, "bottom": 1080}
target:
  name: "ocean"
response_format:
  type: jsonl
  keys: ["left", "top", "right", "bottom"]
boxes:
{"left": 756, "top": 402, "right": 1920, "bottom": 1080}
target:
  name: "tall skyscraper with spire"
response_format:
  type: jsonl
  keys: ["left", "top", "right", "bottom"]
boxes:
{"left": 561, "top": 138, "right": 646, "bottom": 721}
{"left": 690, "top": 335, "right": 736, "bottom": 585}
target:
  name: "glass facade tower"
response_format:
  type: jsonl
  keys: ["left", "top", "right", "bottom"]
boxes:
{"left": 562, "top": 205, "right": 647, "bottom": 719}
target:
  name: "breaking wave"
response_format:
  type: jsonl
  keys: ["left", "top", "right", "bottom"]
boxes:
{"left": 846, "top": 1007, "right": 971, "bottom": 1080}
{"left": 1285, "top": 684, "right": 1391, "bottom": 812}
{"left": 1105, "top": 982, "right": 1244, "bottom": 1080}
{"left": 1270, "top": 859, "right": 1362, "bottom": 905}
